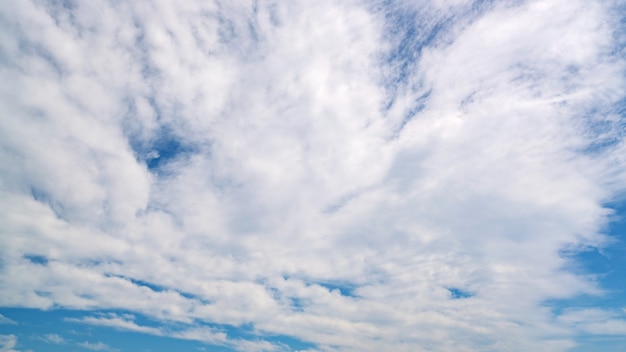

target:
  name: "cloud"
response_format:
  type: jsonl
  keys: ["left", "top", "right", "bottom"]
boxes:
{"left": 231, "top": 339, "right": 285, "bottom": 352}
{"left": 0, "top": 335, "right": 18, "bottom": 352}
{"left": 41, "top": 331, "right": 116, "bottom": 351}
{"left": 79, "top": 341, "right": 111, "bottom": 351}
{"left": 558, "top": 308, "right": 626, "bottom": 335}
{"left": 69, "top": 313, "right": 285, "bottom": 351}
{"left": 0, "top": 315, "right": 16, "bottom": 325}
{"left": 0, "top": 0, "right": 625, "bottom": 351}
{"left": 66, "top": 314, "right": 163, "bottom": 336}
{"left": 42, "top": 334, "right": 64, "bottom": 344}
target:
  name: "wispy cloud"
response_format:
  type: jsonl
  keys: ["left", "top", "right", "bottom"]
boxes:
{"left": 69, "top": 313, "right": 284, "bottom": 351}
{"left": 558, "top": 308, "right": 626, "bottom": 335}
{"left": 0, "top": 0, "right": 625, "bottom": 351}
{"left": 41, "top": 334, "right": 64, "bottom": 344}
{"left": 79, "top": 341, "right": 111, "bottom": 351}
{"left": 41, "top": 331, "right": 117, "bottom": 351}
{"left": 0, "top": 315, "right": 16, "bottom": 325}
{"left": 66, "top": 314, "right": 163, "bottom": 336}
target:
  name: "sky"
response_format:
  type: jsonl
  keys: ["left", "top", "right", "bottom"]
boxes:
{"left": 1, "top": 0, "right": 626, "bottom": 351}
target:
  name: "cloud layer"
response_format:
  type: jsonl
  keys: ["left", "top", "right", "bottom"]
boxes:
{"left": 1, "top": 0, "right": 626, "bottom": 351}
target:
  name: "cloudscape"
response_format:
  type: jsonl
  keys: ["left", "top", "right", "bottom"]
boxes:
{"left": 1, "top": 0, "right": 626, "bottom": 351}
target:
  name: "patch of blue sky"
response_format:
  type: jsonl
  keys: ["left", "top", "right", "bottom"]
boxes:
{"left": 126, "top": 125, "right": 197, "bottom": 174}
{"left": 145, "top": 136, "right": 193, "bottom": 171}
{"left": 578, "top": 201, "right": 626, "bottom": 305}
{"left": 447, "top": 288, "right": 474, "bottom": 300}
{"left": 314, "top": 281, "right": 359, "bottom": 298}
{"left": 22, "top": 254, "right": 49, "bottom": 266}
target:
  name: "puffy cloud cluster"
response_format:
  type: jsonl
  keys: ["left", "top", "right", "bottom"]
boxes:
{"left": 1, "top": 0, "right": 625, "bottom": 351}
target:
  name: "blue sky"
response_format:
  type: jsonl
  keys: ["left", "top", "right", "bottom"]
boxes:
{"left": 1, "top": 0, "right": 626, "bottom": 351}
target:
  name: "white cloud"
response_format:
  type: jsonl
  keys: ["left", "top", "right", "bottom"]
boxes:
{"left": 69, "top": 313, "right": 285, "bottom": 351}
{"left": 558, "top": 308, "right": 626, "bottom": 335}
{"left": 41, "top": 331, "right": 117, "bottom": 351}
{"left": 0, "top": 335, "right": 18, "bottom": 352}
{"left": 0, "top": 0, "right": 625, "bottom": 351}
{"left": 79, "top": 341, "right": 110, "bottom": 351}
{"left": 42, "top": 334, "right": 64, "bottom": 344}
{"left": 66, "top": 314, "right": 163, "bottom": 336}
{"left": 232, "top": 339, "right": 285, "bottom": 352}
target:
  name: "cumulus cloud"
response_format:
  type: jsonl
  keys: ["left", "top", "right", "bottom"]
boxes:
{"left": 0, "top": 0, "right": 625, "bottom": 351}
